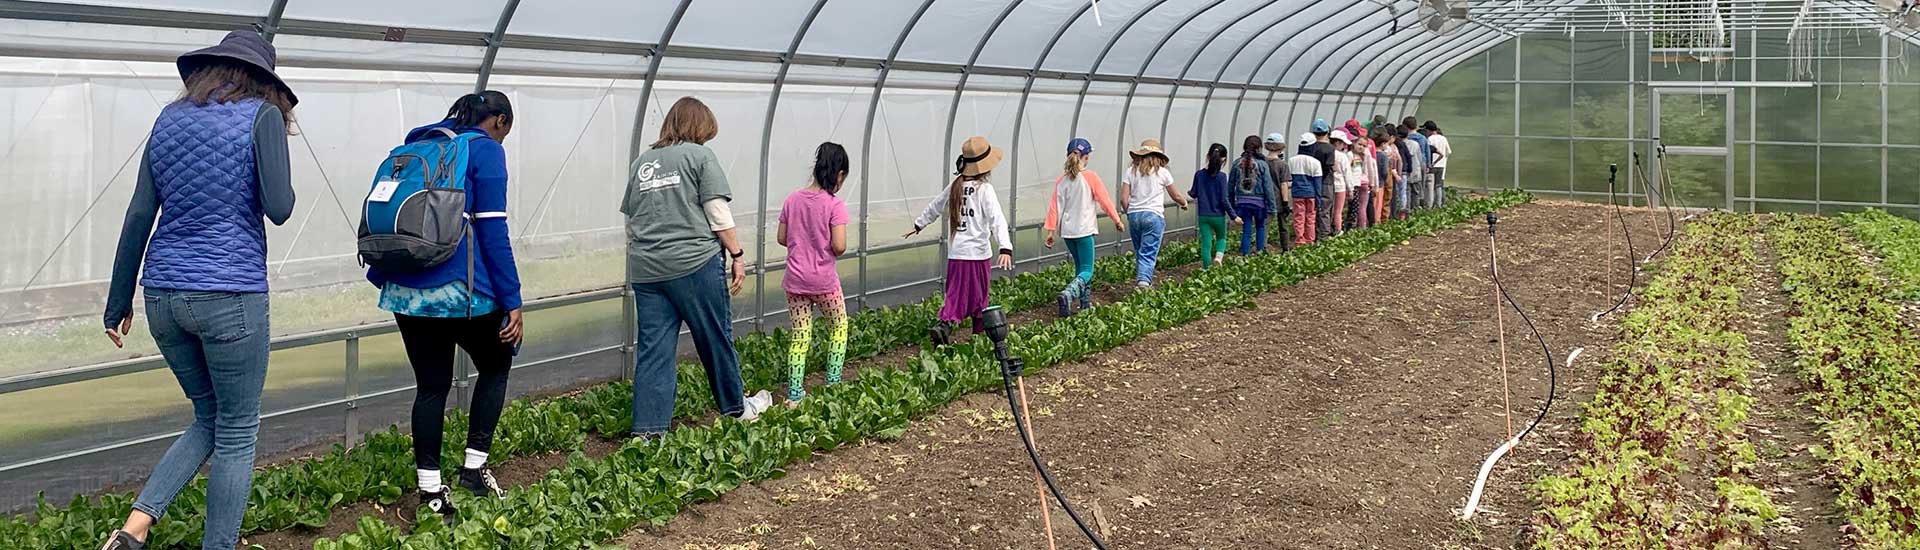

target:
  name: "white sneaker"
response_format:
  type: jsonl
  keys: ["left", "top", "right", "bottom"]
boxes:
{"left": 1213, "top": 253, "right": 1224, "bottom": 265}
{"left": 741, "top": 390, "right": 774, "bottom": 422}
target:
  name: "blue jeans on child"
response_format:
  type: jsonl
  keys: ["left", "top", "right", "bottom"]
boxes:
{"left": 630, "top": 253, "right": 745, "bottom": 434}
{"left": 1126, "top": 211, "right": 1165, "bottom": 284}
{"left": 133, "top": 289, "right": 270, "bottom": 550}
{"left": 1236, "top": 203, "right": 1269, "bottom": 255}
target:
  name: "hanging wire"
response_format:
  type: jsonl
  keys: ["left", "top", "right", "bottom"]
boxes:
{"left": 521, "top": 78, "right": 621, "bottom": 237}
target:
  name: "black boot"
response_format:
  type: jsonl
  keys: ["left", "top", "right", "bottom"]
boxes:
{"left": 100, "top": 530, "right": 144, "bottom": 550}
{"left": 927, "top": 322, "right": 952, "bottom": 347}
{"left": 420, "top": 488, "right": 457, "bottom": 523}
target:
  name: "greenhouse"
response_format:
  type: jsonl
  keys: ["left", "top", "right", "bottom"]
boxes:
{"left": 1, "top": 0, "right": 1918, "bottom": 548}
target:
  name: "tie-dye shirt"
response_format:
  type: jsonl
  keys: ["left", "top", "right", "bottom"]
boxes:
{"left": 379, "top": 280, "right": 497, "bottom": 318}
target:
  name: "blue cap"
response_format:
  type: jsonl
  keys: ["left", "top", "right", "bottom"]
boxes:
{"left": 1265, "top": 132, "right": 1287, "bottom": 144}
{"left": 1067, "top": 137, "right": 1094, "bottom": 155}
{"left": 1311, "top": 118, "right": 1331, "bottom": 134}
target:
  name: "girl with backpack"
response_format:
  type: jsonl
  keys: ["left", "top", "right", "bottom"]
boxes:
{"left": 100, "top": 30, "right": 297, "bottom": 550}
{"left": 905, "top": 136, "right": 1014, "bottom": 345}
{"left": 1189, "top": 143, "right": 1234, "bottom": 267}
{"left": 365, "top": 91, "right": 524, "bottom": 518}
{"left": 777, "top": 143, "right": 852, "bottom": 405}
{"left": 1119, "top": 139, "right": 1187, "bottom": 289}
{"left": 1228, "top": 135, "right": 1278, "bottom": 255}
{"left": 1044, "top": 138, "right": 1124, "bottom": 316}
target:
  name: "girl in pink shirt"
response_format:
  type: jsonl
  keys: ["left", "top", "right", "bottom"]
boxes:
{"left": 776, "top": 143, "right": 851, "bottom": 404}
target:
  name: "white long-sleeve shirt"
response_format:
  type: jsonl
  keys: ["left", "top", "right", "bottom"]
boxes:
{"left": 913, "top": 178, "right": 1012, "bottom": 261}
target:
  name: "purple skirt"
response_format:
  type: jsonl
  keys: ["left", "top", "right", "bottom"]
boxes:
{"left": 938, "top": 258, "right": 992, "bottom": 329}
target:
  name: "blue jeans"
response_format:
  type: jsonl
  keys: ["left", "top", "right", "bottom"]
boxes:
{"left": 1236, "top": 203, "right": 1269, "bottom": 255}
{"left": 631, "top": 253, "right": 744, "bottom": 434}
{"left": 1127, "top": 211, "right": 1165, "bottom": 284}
{"left": 133, "top": 290, "right": 270, "bottom": 550}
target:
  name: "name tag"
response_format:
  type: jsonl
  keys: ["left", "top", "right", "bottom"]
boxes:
{"left": 368, "top": 180, "right": 401, "bottom": 203}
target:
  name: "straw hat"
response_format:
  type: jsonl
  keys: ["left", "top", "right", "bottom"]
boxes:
{"left": 955, "top": 136, "right": 1004, "bottom": 177}
{"left": 1128, "top": 139, "right": 1168, "bottom": 161}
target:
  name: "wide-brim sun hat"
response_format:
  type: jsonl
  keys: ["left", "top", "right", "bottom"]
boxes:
{"left": 177, "top": 30, "right": 298, "bottom": 107}
{"left": 957, "top": 135, "right": 1004, "bottom": 177}
{"left": 1129, "top": 139, "right": 1168, "bottom": 161}
{"left": 1330, "top": 130, "right": 1352, "bottom": 144}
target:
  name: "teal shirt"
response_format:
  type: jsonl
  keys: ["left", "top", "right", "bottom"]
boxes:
{"left": 623, "top": 142, "right": 731, "bottom": 284}
{"left": 379, "top": 281, "right": 498, "bottom": 318}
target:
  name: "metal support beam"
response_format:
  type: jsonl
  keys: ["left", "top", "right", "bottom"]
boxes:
{"left": 1245, "top": 0, "right": 1367, "bottom": 134}
{"left": 627, "top": 0, "right": 694, "bottom": 160}
{"left": 258, "top": 0, "right": 288, "bottom": 41}
{"left": 473, "top": 0, "right": 523, "bottom": 93}
{"left": 854, "top": 0, "right": 937, "bottom": 311}
{"left": 1118, "top": 0, "right": 1248, "bottom": 172}
{"left": 1291, "top": 10, "right": 1404, "bottom": 128}
{"left": 1067, "top": 0, "right": 1176, "bottom": 137}
{"left": 938, "top": 0, "right": 1027, "bottom": 266}
{"left": 753, "top": 0, "right": 833, "bottom": 331}
{"left": 1267, "top": 6, "right": 1382, "bottom": 139}
{"left": 1008, "top": 0, "right": 1095, "bottom": 257}
{"left": 1220, "top": 3, "right": 1344, "bottom": 147}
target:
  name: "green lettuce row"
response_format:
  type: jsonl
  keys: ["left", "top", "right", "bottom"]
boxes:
{"left": 0, "top": 234, "right": 1202, "bottom": 549}
{"left": 1531, "top": 213, "right": 1778, "bottom": 547}
{"left": 1838, "top": 209, "right": 1920, "bottom": 300}
{"left": 310, "top": 191, "right": 1532, "bottom": 550}
{"left": 1770, "top": 215, "right": 1920, "bottom": 548}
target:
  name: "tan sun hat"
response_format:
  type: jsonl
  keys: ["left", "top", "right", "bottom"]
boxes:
{"left": 955, "top": 135, "right": 1004, "bottom": 177}
{"left": 1129, "top": 139, "right": 1169, "bottom": 161}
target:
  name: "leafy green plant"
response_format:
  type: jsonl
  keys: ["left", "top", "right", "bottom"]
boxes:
{"left": 1532, "top": 213, "right": 1779, "bottom": 548}
{"left": 1839, "top": 208, "right": 1920, "bottom": 300}
{"left": 1771, "top": 214, "right": 1920, "bottom": 549}
{"left": 304, "top": 191, "right": 1533, "bottom": 550}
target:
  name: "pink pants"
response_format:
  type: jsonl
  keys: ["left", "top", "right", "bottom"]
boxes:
{"left": 1291, "top": 198, "right": 1317, "bottom": 245}
{"left": 1332, "top": 191, "right": 1347, "bottom": 231}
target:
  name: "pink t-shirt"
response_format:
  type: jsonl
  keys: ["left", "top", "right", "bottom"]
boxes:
{"left": 779, "top": 187, "right": 849, "bottom": 295}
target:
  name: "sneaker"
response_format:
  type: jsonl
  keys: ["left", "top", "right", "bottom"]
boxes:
{"left": 1135, "top": 281, "right": 1151, "bottom": 290}
{"left": 100, "top": 530, "right": 144, "bottom": 550}
{"left": 740, "top": 390, "right": 773, "bottom": 422}
{"left": 420, "top": 488, "right": 458, "bottom": 522}
{"left": 927, "top": 322, "right": 952, "bottom": 347}
{"left": 1213, "top": 253, "right": 1224, "bottom": 265}
{"left": 457, "top": 468, "right": 504, "bottom": 498}
{"left": 1056, "top": 292, "right": 1073, "bottom": 317}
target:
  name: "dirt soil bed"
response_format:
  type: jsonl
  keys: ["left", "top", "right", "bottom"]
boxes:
{"left": 622, "top": 202, "right": 1670, "bottom": 550}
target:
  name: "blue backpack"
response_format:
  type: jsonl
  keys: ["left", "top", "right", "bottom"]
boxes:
{"left": 357, "top": 127, "right": 481, "bottom": 273}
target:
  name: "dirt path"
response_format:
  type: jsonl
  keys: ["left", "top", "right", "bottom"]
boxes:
{"left": 626, "top": 202, "right": 1666, "bottom": 550}
{"left": 1745, "top": 223, "right": 1849, "bottom": 548}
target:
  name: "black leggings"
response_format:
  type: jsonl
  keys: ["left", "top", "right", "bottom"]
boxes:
{"left": 396, "top": 311, "right": 513, "bottom": 471}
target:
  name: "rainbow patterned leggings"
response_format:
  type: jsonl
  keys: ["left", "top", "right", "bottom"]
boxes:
{"left": 785, "top": 291, "right": 848, "bottom": 402}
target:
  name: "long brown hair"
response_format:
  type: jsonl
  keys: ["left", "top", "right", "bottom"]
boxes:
{"left": 653, "top": 96, "right": 719, "bottom": 148}
{"left": 1062, "top": 153, "right": 1087, "bottom": 179}
{"left": 947, "top": 172, "right": 987, "bottom": 235}
{"left": 180, "top": 63, "right": 295, "bottom": 131}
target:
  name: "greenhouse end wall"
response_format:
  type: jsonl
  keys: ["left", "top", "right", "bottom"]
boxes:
{"left": 1417, "top": 29, "right": 1920, "bottom": 217}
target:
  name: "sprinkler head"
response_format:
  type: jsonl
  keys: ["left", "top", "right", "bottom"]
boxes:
{"left": 1486, "top": 212, "right": 1499, "bottom": 235}
{"left": 979, "top": 306, "right": 1011, "bottom": 346}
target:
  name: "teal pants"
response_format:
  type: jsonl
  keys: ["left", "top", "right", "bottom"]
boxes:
{"left": 1198, "top": 215, "right": 1230, "bottom": 267}
{"left": 1061, "top": 235, "right": 1096, "bottom": 305}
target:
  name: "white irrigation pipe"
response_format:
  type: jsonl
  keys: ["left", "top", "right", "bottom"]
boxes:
{"left": 1461, "top": 347, "right": 1584, "bottom": 520}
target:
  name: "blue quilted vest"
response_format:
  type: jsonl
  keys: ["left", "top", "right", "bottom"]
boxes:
{"left": 141, "top": 98, "right": 269, "bottom": 293}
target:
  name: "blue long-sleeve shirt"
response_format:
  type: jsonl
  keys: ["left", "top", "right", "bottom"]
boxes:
{"left": 1189, "top": 169, "right": 1233, "bottom": 217}
{"left": 366, "top": 121, "right": 523, "bottom": 312}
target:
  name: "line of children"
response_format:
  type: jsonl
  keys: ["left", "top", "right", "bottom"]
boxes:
{"left": 1045, "top": 138, "right": 1125, "bottom": 316}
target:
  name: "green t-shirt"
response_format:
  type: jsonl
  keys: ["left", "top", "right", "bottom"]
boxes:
{"left": 623, "top": 142, "right": 732, "bottom": 283}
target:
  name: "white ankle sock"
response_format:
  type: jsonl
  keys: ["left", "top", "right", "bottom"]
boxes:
{"left": 417, "top": 469, "right": 443, "bottom": 493}
{"left": 463, "top": 449, "right": 488, "bottom": 470}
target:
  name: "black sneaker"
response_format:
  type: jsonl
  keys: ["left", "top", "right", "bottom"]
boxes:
{"left": 1056, "top": 292, "right": 1073, "bottom": 317}
{"left": 927, "top": 322, "right": 952, "bottom": 347}
{"left": 458, "top": 467, "right": 504, "bottom": 498}
{"left": 100, "top": 530, "right": 144, "bottom": 550}
{"left": 420, "top": 488, "right": 457, "bottom": 522}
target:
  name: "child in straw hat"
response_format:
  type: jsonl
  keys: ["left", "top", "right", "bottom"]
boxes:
{"left": 1120, "top": 138, "right": 1188, "bottom": 288}
{"left": 904, "top": 136, "right": 1014, "bottom": 346}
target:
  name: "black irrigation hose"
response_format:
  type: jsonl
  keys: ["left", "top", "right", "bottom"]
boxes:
{"left": 1001, "top": 373, "right": 1109, "bottom": 550}
{"left": 1487, "top": 212, "right": 1557, "bottom": 442}
{"left": 1594, "top": 164, "right": 1639, "bottom": 321}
